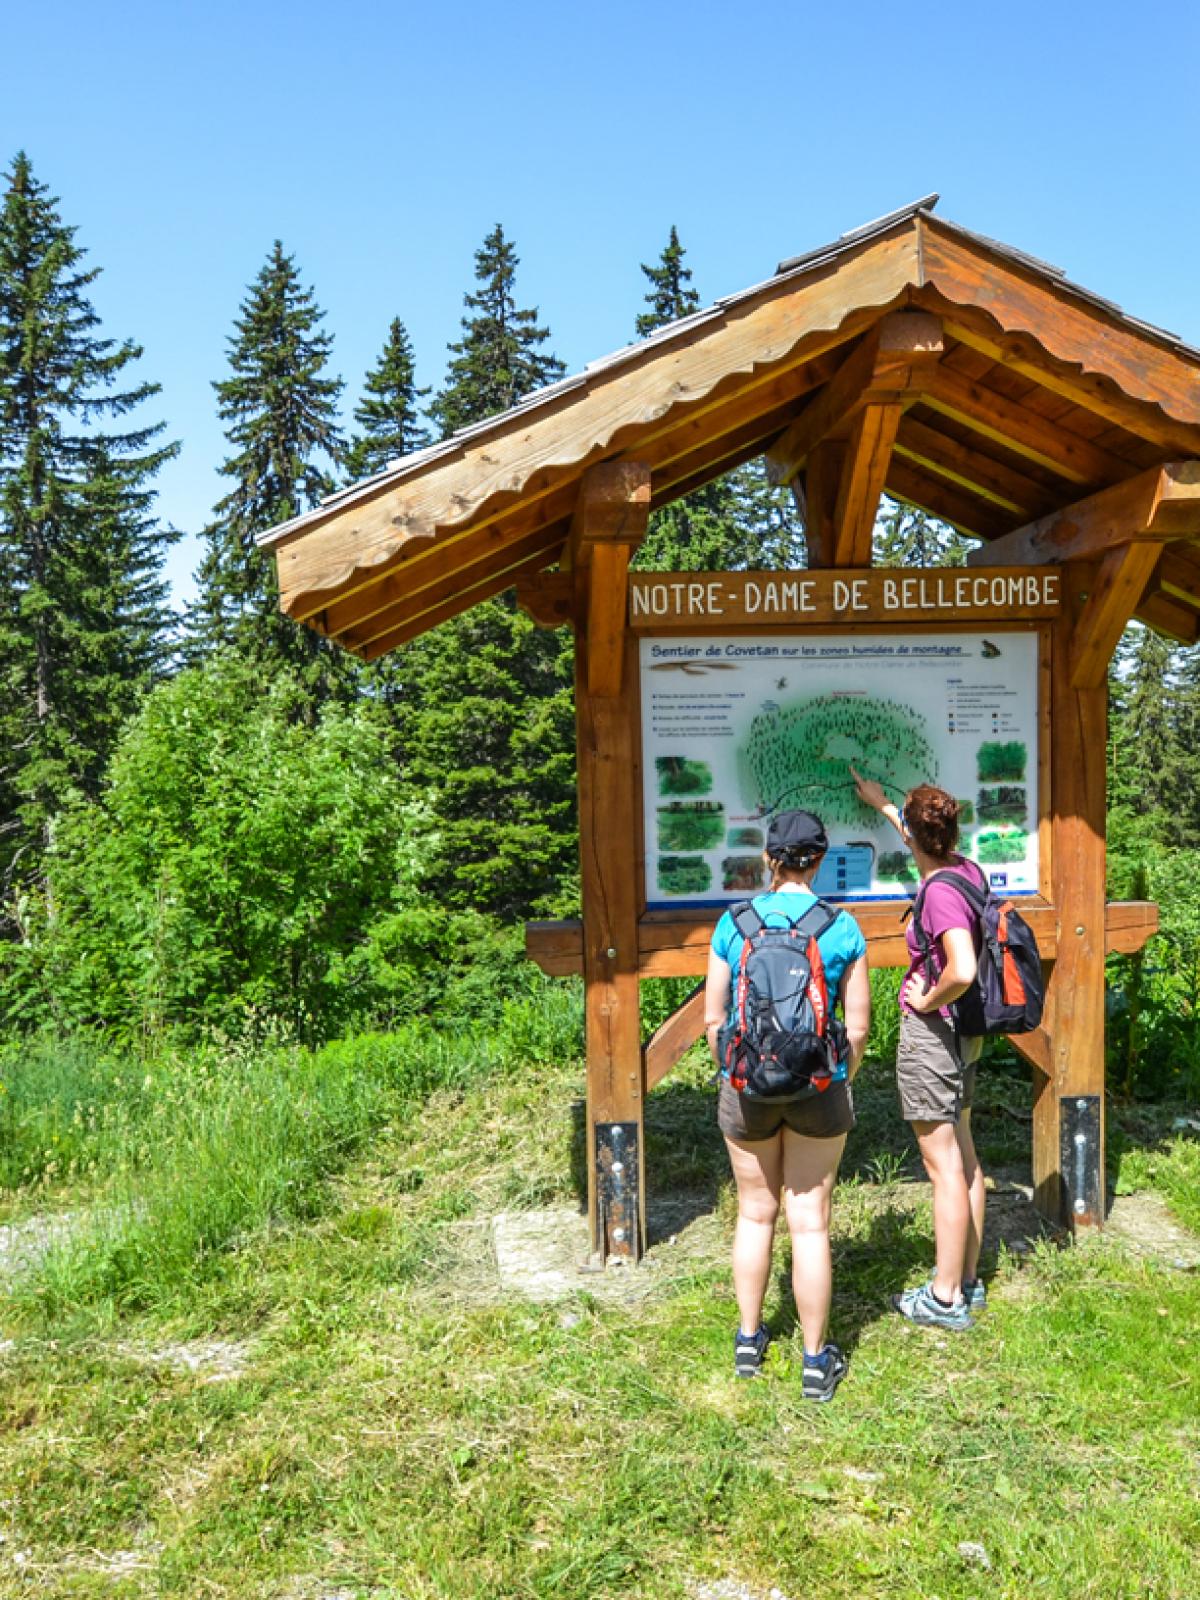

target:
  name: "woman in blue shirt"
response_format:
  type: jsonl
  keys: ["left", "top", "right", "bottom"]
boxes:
{"left": 704, "top": 809, "right": 870, "bottom": 1400}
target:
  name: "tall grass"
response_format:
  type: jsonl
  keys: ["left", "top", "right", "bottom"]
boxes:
{"left": 5, "top": 987, "right": 587, "bottom": 1319}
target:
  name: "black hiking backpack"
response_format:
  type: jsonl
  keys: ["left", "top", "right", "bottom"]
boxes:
{"left": 718, "top": 899, "right": 849, "bottom": 1102}
{"left": 911, "top": 871, "right": 1044, "bottom": 1036}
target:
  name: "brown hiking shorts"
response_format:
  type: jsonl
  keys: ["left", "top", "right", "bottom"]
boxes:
{"left": 896, "top": 1009, "right": 982, "bottom": 1124}
{"left": 717, "top": 1077, "right": 855, "bottom": 1143}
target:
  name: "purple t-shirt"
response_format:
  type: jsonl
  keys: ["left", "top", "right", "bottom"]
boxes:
{"left": 902, "top": 856, "right": 985, "bottom": 1016}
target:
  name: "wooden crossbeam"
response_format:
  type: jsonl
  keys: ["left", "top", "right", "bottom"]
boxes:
{"left": 1157, "top": 550, "right": 1200, "bottom": 609}
{"left": 765, "top": 312, "right": 944, "bottom": 487}
{"left": 357, "top": 546, "right": 558, "bottom": 659}
{"left": 1136, "top": 588, "right": 1200, "bottom": 644}
{"left": 894, "top": 416, "right": 1057, "bottom": 518}
{"left": 966, "top": 462, "right": 1200, "bottom": 568}
{"left": 1070, "top": 541, "right": 1164, "bottom": 688}
{"left": 885, "top": 456, "right": 1013, "bottom": 541}
{"left": 525, "top": 900, "right": 1160, "bottom": 978}
{"left": 649, "top": 397, "right": 810, "bottom": 505}
{"left": 922, "top": 366, "right": 1129, "bottom": 487}
{"left": 334, "top": 523, "right": 567, "bottom": 649}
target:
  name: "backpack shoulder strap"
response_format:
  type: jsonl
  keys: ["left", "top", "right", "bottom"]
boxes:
{"left": 925, "top": 868, "right": 988, "bottom": 919}
{"left": 730, "top": 900, "right": 765, "bottom": 941}
{"left": 793, "top": 897, "right": 839, "bottom": 943}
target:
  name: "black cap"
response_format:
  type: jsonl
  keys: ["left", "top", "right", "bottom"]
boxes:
{"left": 766, "top": 808, "right": 828, "bottom": 856}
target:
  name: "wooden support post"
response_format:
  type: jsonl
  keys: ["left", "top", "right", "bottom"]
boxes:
{"left": 1037, "top": 562, "right": 1108, "bottom": 1228}
{"left": 574, "top": 463, "right": 651, "bottom": 1261}
{"left": 799, "top": 441, "right": 845, "bottom": 568}
{"left": 831, "top": 403, "right": 902, "bottom": 565}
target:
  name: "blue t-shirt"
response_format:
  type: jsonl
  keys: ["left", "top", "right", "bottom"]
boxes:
{"left": 711, "top": 890, "right": 867, "bottom": 1079}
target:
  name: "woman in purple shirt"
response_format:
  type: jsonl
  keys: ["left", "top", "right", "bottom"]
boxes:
{"left": 851, "top": 769, "right": 987, "bottom": 1330}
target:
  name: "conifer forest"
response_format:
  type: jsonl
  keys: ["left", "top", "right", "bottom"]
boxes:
{"left": 0, "top": 150, "right": 1194, "bottom": 1101}
{"left": 4, "top": 138, "right": 1200, "bottom": 1600}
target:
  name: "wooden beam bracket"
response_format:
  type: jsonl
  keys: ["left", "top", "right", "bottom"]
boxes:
{"left": 643, "top": 982, "right": 706, "bottom": 1091}
{"left": 516, "top": 570, "right": 574, "bottom": 628}
{"left": 766, "top": 312, "right": 944, "bottom": 488}
{"left": 1069, "top": 541, "right": 1163, "bottom": 688}
{"left": 967, "top": 462, "right": 1200, "bottom": 569}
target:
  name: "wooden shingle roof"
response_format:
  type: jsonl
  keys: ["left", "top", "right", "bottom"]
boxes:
{"left": 260, "top": 196, "right": 1200, "bottom": 655}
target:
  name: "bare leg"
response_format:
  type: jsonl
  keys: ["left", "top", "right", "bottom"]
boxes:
{"left": 913, "top": 1119, "right": 970, "bottom": 1303}
{"left": 957, "top": 1109, "right": 986, "bottom": 1282}
{"left": 724, "top": 1133, "right": 783, "bottom": 1333}
{"left": 782, "top": 1129, "right": 847, "bottom": 1355}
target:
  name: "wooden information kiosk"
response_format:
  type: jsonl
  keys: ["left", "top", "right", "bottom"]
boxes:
{"left": 261, "top": 197, "right": 1200, "bottom": 1262}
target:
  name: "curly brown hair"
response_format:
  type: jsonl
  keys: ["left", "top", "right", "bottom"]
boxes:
{"left": 904, "top": 784, "right": 960, "bottom": 860}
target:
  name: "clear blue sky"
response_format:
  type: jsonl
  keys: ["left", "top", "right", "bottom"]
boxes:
{"left": 5, "top": 0, "right": 1199, "bottom": 607}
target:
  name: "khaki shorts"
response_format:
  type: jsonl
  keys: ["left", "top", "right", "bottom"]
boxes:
{"left": 718, "top": 1077, "right": 855, "bottom": 1143}
{"left": 896, "top": 1010, "right": 982, "bottom": 1124}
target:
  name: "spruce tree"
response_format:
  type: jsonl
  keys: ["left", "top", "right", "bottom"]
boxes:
{"left": 391, "top": 227, "right": 574, "bottom": 916}
{"left": 429, "top": 225, "right": 565, "bottom": 438}
{"left": 0, "top": 152, "right": 177, "bottom": 893}
{"left": 346, "top": 318, "right": 430, "bottom": 481}
{"left": 874, "top": 498, "right": 971, "bottom": 566}
{"left": 192, "top": 242, "right": 345, "bottom": 681}
{"left": 631, "top": 226, "right": 802, "bottom": 572}
{"left": 636, "top": 225, "right": 700, "bottom": 336}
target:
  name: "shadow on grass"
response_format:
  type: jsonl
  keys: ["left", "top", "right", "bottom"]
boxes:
{"left": 767, "top": 1203, "right": 934, "bottom": 1353}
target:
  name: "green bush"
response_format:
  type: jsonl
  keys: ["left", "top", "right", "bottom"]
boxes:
{"left": 1, "top": 656, "right": 435, "bottom": 1043}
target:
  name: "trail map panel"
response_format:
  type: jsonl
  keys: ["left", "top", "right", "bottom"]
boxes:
{"left": 641, "top": 631, "right": 1040, "bottom": 907}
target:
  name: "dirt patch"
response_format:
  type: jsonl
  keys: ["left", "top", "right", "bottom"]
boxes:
{"left": 0, "top": 1211, "right": 78, "bottom": 1277}
{"left": 690, "top": 1581, "right": 794, "bottom": 1600}
{"left": 489, "top": 1198, "right": 723, "bottom": 1304}
{"left": 120, "top": 1339, "right": 252, "bottom": 1383}
{"left": 1104, "top": 1191, "right": 1200, "bottom": 1269}
{"left": 472, "top": 1171, "right": 1050, "bottom": 1308}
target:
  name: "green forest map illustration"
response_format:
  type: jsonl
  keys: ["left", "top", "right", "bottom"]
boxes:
{"left": 737, "top": 693, "right": 938, "bottom": 826}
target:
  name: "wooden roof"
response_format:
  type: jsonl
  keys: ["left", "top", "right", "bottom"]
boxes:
{"left": 259, "top": 196, "right": 1200, "bottom": 656}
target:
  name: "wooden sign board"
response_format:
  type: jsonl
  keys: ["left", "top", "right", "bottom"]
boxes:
{"left": 630, "top": 568, "right": 1054, "bottom": 912}
{"left": 629, "top": 567, "right": 1062, "bottom": 630}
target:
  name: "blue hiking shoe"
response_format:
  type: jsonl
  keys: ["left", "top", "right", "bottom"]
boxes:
{"left": 892, "top": 1279, "right": 975, "bottom": 1330}
{"left": 802, "top": 1341, "right": 848, "bottom": 1402}
{"left": 734, "top": 1323, "right": 770, "bottom": 1378}
{"left": 962, "top": 1277, "right": 987, "bottom": 1314}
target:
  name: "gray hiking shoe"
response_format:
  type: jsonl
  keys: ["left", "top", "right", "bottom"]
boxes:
{"left": 734, "top": 1324, "right": 770, "bottom": 1378}
{"left": 892, "top": 1279, "right": 975, "bottom": 1330}
{"left": 963, "top": 1277, "right": 987, "bottom": 1314}
{"left": 802, "top": 1341, "right": 848, "bottom": 1402}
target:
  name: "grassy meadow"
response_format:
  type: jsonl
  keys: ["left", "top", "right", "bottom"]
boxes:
{"left": 1, "top": 986, "right": 1199, "bottom": 1599}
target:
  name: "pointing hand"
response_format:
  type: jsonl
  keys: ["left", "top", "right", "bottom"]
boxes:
{"left": 850, "top": 764, "right": 888, "bottom": 812}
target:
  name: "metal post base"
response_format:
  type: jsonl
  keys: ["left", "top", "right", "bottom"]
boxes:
{"left": 595, "top": 1120, "right": 640, "bottom": 1261}
{"left": 1061, "top": 1094, "right": 1102, "bottom": 1229}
